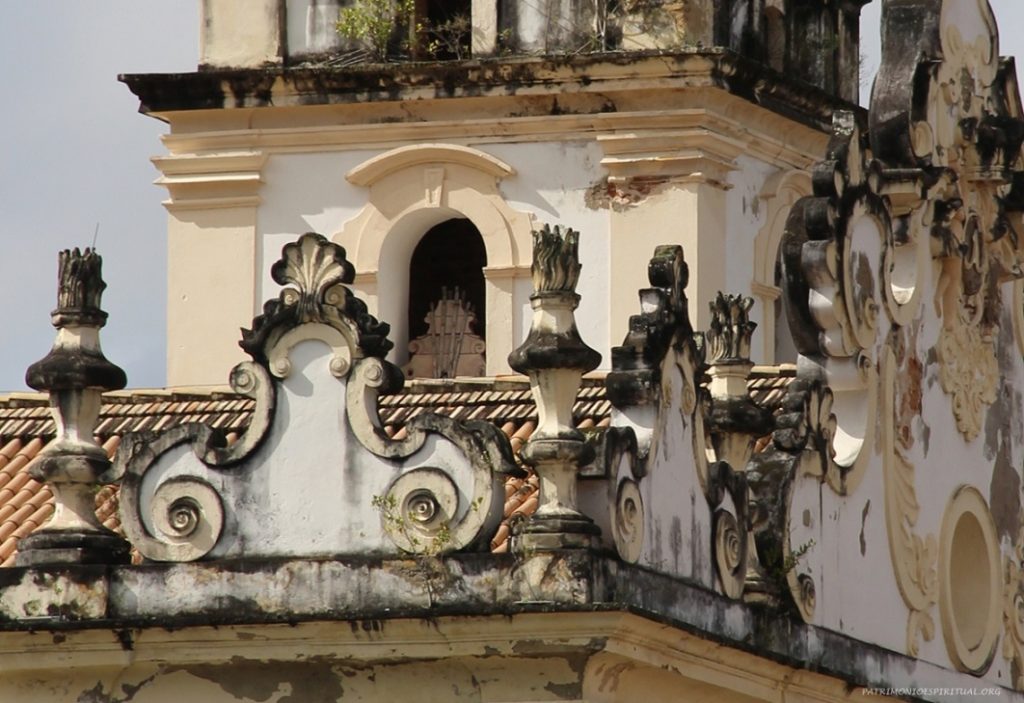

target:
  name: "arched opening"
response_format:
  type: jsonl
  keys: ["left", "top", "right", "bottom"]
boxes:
{"left": 405, "top": 218, "right": 487, "bottom": 378}
{"left": 415, "top": 0, "right": 472, "bottom": 59}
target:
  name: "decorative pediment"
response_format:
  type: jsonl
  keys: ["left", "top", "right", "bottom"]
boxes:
{"left": 114, "top": 233, "right": 519, "bottom": 562}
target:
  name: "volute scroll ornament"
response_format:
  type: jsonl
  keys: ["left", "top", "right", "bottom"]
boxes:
{"left": 606, "top": 246, "right": 764, "bottom": 601}
{"left": 116, "top": 233, "right": 518, "bottom": 562}
{"left": 781, "top": 113, "right": 888, "bottom": 496}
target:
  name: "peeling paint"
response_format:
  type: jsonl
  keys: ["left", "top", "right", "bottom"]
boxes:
{"left": 584, "top": 178, "right": 670, "bottom": 212}
{"left": 178, "top": 657, "right": 344, "bottom": 703}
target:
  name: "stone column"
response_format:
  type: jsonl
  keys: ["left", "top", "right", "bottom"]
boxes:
{"left": 17, "top": 249, "right": 130, "bottom": 566}
{"left": 508, "top": 225, "right": 601, "bottom": 551}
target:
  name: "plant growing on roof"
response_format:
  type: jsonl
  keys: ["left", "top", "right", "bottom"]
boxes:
{"left": 418, "top": 13, "right": 471, "bottom": 60}
{"left": 336, "top": 0, "right": 415, "bottom": 62}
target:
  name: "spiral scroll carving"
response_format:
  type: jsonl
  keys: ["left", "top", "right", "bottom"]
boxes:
{"left": 134, "top": 478, "right": 224, "bottom": 562}
{"left": 713, "top": 508, "right": 746, "bottom": 600}
{"left": 612, "top": 479, "right": 644, "bottom": 564}
{"left": 377, "top": 467, "right": 482, "bottom": 555}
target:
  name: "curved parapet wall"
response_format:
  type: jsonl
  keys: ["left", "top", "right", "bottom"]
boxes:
{"left": 114, "top": 233, "right": 519, "bottom": 561}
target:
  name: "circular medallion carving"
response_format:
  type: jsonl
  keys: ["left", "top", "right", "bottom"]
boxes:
{"left": 612, "top": 479, "right": 644, "bottom": 564}
{"left": 380, "top": 467, "right": 460, "bottom": 554}
{"left": 148, "top": 478, "right": 224, "bottom": 561}
{"left": 939, "top": 485, "right": 1001, "bottom": 674}
{"left": 713, "top": 508, "right": 746, "bottom": 600}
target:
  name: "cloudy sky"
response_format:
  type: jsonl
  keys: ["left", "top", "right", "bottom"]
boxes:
{"left": 0, "top": 2, "right": 1022, "bottom": 391}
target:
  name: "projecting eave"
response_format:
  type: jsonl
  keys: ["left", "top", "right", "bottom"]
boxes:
{"left": 119, "top": 49, "right": 865, "bottom": 133}
{"left": 0, "top": 554, "right": 1007, "bottom": 701}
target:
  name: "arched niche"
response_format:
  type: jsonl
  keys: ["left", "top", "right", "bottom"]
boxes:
{"left": 338, "top": 144, "right": 535, "bottom": 374}
{"left": 406, "top": 219, "right": 488, "bottom": 378}
{"left": 752, "top": 169, "right": 812, "bottom": 364}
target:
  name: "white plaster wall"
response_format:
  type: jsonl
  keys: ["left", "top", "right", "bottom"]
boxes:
{"left": 788, "top": 257, "right": 1024, "bottom": 688}
{"left": 255, "top": 141, "right": 613, "bottom": 371}
{"left": 258, "top": 150, "right": 376, "bottom": 311}
{"left": 287, "top": 0, "right": 343, "bottom": 55}
{"left": 487, "top": 141, "right": 612, "bottom": 364}
{"left": 726, "top": 155, "right": 773, "bottom": 363}
{"left": 136, "top": 339, "right": 492, "bottom": 558}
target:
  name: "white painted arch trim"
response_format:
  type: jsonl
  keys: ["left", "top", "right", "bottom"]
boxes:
{"left": 346, "top": 143, "right": 516, "bottom": 187}
{"left": 337, "top": 144, "right": 536, "bottom": 375}
{"left": 752, "top": 169, "right": 812, "bottom": 363}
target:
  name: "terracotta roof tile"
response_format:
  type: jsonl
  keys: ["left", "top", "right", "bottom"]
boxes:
{"left": 0, "top": 369, "right": 796, "bottom": 564}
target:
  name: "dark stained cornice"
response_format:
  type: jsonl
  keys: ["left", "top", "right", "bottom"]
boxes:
{"left": 120, "top": 49, "right": 866, "bottom": 133}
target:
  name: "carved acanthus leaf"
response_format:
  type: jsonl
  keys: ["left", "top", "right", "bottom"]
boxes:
{"left": 1003, "top": 531, "right": 1024, "bottom": 689}
{"left": 881, "top": 349, "right": 938, "bottom": 657}
{"left": 706, "top": 293, "right": 756, "bottom": 363}
{"left": 872, "top": 0, "right": 1024, "bottom": 439}
{"left": 530, "top": 224, "right": 581, "bottom": 294}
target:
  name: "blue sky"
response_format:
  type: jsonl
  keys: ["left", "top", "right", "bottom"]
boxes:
{"left": 0, "top": 2, "right": 1022, "bottom": 391}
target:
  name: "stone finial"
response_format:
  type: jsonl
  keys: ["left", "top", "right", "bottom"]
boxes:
{"left": 18, "top": 248, "right": 129, "bottom": 566}
{"left": 702, "top": 292, "right": 773, "bottom": 605}
{"left": 530, "top": 224, "right": 582, "bottom": 294}
{"left": 706, "top": 293, "right": 756, "bottom": 365}
{"left": 508, "top": 225, "right": 601, "bottom": 552}
{"left": 54, "top": 248, "right": 107, "bottom": 326}
{"left": 705, "top": 292, "right": 758, "bottom": 402}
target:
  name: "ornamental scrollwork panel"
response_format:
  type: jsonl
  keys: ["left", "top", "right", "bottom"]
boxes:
{"left": 115, "top": 233, "right": 519, "bottom": 562}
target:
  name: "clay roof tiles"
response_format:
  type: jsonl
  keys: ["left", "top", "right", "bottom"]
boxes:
{"left": 0, "top": 367, "right": 795, "bottom": 565}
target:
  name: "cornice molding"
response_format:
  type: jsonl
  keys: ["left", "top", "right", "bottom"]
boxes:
{"left": 157, "top": 101, "right": 828, "bottom": 177}
{"left": 152, "top": 151, "right": 268, "bottom": 211}
{"left": 122, "top": 50, "right": 859, "bottom": 134}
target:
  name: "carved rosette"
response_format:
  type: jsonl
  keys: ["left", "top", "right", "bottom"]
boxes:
{"left": 116, "top": 233, "right": 519, "bottom": 562}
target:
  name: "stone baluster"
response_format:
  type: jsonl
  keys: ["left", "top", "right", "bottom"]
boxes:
{"left": 704, "top": 292, "right": 773, "bottom": 597}
{"left": 508, "top": 225, "right": 601, "bottom": 551}
{"left": 16, "top": 248, "right": 130, "bottom": 566}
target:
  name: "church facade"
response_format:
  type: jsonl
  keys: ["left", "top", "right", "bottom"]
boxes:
{"left": 0, "top": 1, "right": 1022, "bottom": 701}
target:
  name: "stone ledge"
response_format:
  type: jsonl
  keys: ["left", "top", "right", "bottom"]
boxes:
{"left": 0, "top": 554, "right": 1012, "bottom": 700}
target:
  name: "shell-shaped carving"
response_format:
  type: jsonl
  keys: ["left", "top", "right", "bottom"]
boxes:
{"left": 272, "top": 232, "right": 355, "bottom": 320}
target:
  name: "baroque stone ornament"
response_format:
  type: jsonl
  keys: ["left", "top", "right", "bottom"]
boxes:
{"left": 704, "top": 294, "right": 772, "bottom": 601}
{"left": 604, "top": 247, "right": 760, "bottom": 601}
{"left": 872, "top": 0, "right": 1024, "bottom": 441}
{"left": 508, "top": 225, "right": 602, "bottom": 551}
{"left": 1003, "top": 526, "right": 1024, "bottom": 688}
{"left": 880, "top": 349, "right": 938, "bottom": 657}
{"left": 17, "top": 248, "right": 130, "bottom": 566}
{"left": 115, "top": 233, "right": 519, "bottom": 562}
{"left": 780, "top": 112, "right": 883, "bottom": 495}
